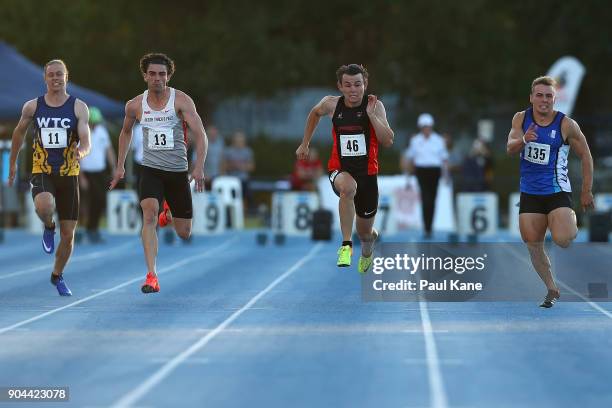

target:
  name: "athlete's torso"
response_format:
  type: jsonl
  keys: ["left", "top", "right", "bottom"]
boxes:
{"left": 32, "top": 95, "right": 80, "bottom": 175}
{"left": 140, "top": 88, "right": 188, "bottom": 172}
{"left": 520, "top": 107, "right": 570, "bottom": 194}
{"left": 329, "top": 96, "right": 378, "bottom": 176}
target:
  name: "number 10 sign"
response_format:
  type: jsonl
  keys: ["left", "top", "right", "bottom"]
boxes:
{"left": 107, "top": 190, "right": 142, "bottom": 235}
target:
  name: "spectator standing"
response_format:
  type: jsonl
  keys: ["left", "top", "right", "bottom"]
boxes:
{"left": 79, "top": 106, "right": 116, "bottom": 243}
{"left": 401, "top": 113, "right": 448, "bottom": 239}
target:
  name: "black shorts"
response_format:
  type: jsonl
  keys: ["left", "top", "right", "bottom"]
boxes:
{"left": 31, "top": 174, "right": 79, "bottom": 220}
{"left": 139, "top": 166, "right": 193, "bottom": 219}
{"left": 519, "top": 191, "right": 573, "bottom": 214}
{"left": 329, "top": 170, "right": 378, "bottom": 218}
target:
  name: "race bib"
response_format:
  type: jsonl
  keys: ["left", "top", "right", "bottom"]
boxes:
{"left": 524, "top": 142, "right": 550, "bottom": 165}
{"left": 147, "top": 127, "right": 174, "bottom": 150}
{"left": 340, "top": 134, "right": 366, "bottom": 157}
{"left": 41, "top": 128, "right": 68, "bottom": 148}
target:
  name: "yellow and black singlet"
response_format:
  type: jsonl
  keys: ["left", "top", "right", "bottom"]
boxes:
{"left": 32, "top": 95, "right": 80, "bottom": 175}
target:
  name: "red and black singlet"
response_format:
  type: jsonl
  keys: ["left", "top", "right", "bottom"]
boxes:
{"left": 328, "top": 96, "right": 378, "bottom": 176}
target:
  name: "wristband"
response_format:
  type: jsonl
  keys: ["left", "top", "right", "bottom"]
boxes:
{"left": 522, "top": 135, "right": 527, "bottom": 144}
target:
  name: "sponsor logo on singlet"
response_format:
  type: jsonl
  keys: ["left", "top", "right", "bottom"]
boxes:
{"left": 36, "top": 117, "right": 72, "bottom": 128}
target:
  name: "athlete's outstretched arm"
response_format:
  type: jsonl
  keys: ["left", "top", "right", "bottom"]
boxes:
{"left": 564, "top": 117, "right": 594, "bottom": 211}
{"left": 75, "top": 100, "right": 91, "bottom": 160}
{"left": 366, "top": 96, "right": 394, "bottom": 147}
{"left": 8, "top": 99, "right": 36, "bottom": 187}
{"left": 178, "top": 92, "right": 207, "bottom": 193}
{"left": 296, "top": 96, "right": 336, "bottom": 160}
{"left": 109, "top": 100, "right": 137, "bottom": 190}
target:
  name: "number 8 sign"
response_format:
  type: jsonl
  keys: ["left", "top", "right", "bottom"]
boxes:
{"left": 271, "top": 192, "right": 319, "bottom": 236}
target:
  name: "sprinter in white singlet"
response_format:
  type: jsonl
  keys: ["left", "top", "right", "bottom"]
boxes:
{"left": 110, "top": 53, "right": 208, "bottom": 294}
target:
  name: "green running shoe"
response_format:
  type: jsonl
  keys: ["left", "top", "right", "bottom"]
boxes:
{"left": 337, "top": 245, "right": 352, "bottom": 267}
{"left": 358, "top": 229, "right": 378, "bottom": 274}
{"left": 358, "top": 255, "right": 373, "bottom": 274}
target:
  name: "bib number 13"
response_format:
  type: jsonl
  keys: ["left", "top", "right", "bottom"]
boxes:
{"left": 147, "top": 129, "right": 174, "bottom": 150}
{"left": 154, "top": 133, "right": 167, "bottom": 146}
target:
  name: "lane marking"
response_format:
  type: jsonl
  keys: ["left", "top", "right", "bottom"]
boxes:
{"left": 419, "top": 297, "right": 449, "bottom": 408}
{"left": 0, "top": 241, "right": 137, "bottom": 280}
{"left": 0, "top": 237, "right": 238, "bottom": 335}
{"left": 557, "top": 281, "right": 612, "bottom": 319}
{"left": 505, "top": 244, "right": 612, "bottom": 320}
{"left": 111, "top": 243, "right": 322, "bottom": 408}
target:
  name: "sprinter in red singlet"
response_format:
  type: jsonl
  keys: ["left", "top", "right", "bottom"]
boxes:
{"left": 296, "top": 64, "right": 394, "bottom": 273}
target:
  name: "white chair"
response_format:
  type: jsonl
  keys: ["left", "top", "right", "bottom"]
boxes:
{"left": 211, "top": 176, "right": 244, "bottom": 229}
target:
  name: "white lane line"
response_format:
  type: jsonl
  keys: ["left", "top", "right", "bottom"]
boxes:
{"left": 0, "top": 241, "right": 138, "bottom": 280}
{"left": 505, "top": 243, "right": 612, "bottom": 320}
{"left": 418, "top": 297, "right": 449, "bottom": 408}
{"left": 404, "top": 358, "right": 463, "bottom": 366}
{"left": 111, "top": 243, "right": 323, "bottom": 408}
{"left": 0, "top": 237, "right": 238, "bottom": 335}
{"left": 557, "top": 281, "right": 612, "bottom": 319}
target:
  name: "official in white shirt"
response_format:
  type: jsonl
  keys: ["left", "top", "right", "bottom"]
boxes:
{"left": 401, "top": 113, "right": 449, "bottom": 238}
{"left": 79, "top": 107, "right": 116, "bottom": 243}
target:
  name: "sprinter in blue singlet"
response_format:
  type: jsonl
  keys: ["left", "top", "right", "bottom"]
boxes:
{"left": 507, "top": 76, "right": 594, "bottom": 308}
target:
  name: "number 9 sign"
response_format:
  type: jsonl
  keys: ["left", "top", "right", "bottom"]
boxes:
{"left": 192, "top": 191, "right": 225, "bottom": 235}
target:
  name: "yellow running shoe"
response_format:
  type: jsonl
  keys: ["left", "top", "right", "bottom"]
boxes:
{"left": 337, "top": 245, "right": 352, "bottom": 267}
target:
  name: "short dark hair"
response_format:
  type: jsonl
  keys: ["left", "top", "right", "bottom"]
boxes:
{"left": 140, "top": 53, "right": 175, "bottom": 76}
{"left": 336, "top": 64, "right": 369, "bottom": 83}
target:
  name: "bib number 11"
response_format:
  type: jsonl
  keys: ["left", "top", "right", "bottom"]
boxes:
{"left": 41, "top": 128, "right": 68, "bottom": 148}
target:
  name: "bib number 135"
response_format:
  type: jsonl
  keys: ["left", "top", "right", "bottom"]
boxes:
{"left": 524, "top": 142, "right": 550, "bottom": 165}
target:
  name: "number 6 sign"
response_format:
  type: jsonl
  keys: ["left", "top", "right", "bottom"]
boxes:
{"left": 456, "top": 192, "right": 498, "bottom": 236}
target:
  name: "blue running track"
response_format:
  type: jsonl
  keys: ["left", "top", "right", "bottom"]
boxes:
{"left": 0, "top": 229, "right": 611, "bottom": 408}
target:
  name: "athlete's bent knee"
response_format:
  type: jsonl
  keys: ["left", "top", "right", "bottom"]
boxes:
{"left": 60, "top": 229, "right": 74, "bottom": 243}
{"left": 176, "top": 226, "right": 191, "bottom": 240}
{"left": 553, "top": 235, "right": 573, "bottom": 248}
{"left": 338, "top": 184, "right": 356, "bottom": 199}
{"left": 142, "top": 210, "right": 158, "bottom": 226}
{"left": 35, "top": 207, "right": 54, "bottom": 219}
